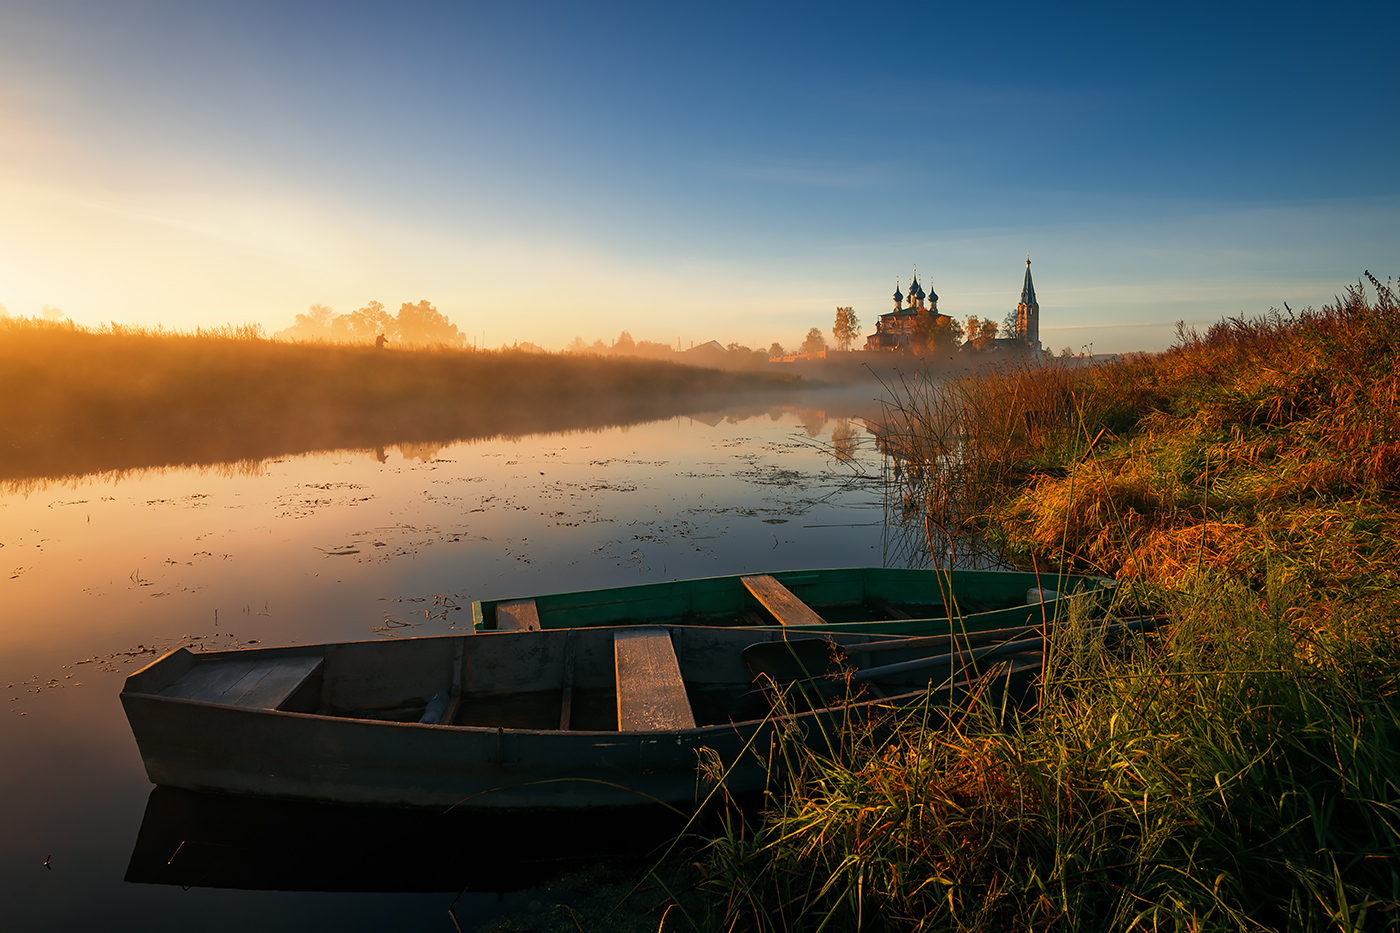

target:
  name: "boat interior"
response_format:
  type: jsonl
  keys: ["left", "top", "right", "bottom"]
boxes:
{"left": 474, "top": 568, "right": 1095, "bottom": 632}
{"left": 125, "top": 623, "right": 1034, "bottom": 733}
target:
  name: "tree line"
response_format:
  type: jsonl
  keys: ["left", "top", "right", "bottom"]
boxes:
{"left": 274, "top": 300, "right": 462, "bottom": 347}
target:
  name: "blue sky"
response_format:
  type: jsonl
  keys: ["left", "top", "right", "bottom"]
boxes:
{"left": 1, "top": 0, "right": 1395, "bottom": 352}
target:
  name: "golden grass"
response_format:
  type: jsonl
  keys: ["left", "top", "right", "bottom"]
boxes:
{"left": 696, "top": 275, "right": 1400, "bottom": 933}
{"left": 0, "top": 317, "right": 803, "bottom": 481}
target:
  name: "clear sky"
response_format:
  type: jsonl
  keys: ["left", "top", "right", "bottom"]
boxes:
{"left": 1, "top": 0, "right": 1396, "bottom": 353}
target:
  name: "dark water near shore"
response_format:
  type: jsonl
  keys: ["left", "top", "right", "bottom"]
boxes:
{"left": 0, "top": 388, "right": 899, "bottom": 932}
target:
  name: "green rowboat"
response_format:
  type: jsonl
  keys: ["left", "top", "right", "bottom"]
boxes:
{"left": 472, "top": 567, "right": 1115, "bottom": 637}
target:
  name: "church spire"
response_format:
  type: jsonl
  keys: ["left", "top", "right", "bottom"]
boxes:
{"left": 1016, "top": 255, "right": 1041, "bottom": 350}
{"left": 1021, "top": 255, "right": 1037, "bottom": 306}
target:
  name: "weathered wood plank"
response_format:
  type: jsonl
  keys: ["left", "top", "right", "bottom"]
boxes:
{"left": 159, "top": 659, "right": 262, "bottom": 703}
{"left": 741, "top": 575, "right": 827, "bottom": 626}
{"left": 495, "top": 599, "right": 542, "bottom": 632}
{"left": 615, "top": 628, "right": 695, "bottom": 732}
{"left": 161, "top": 655, "right": 322, "bottom": 709}
{"left": 227, "top": 656, "right": 324, "bottom": 709}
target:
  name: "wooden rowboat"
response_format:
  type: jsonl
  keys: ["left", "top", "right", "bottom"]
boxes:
{"left": 121, "top": 623, "right": 1045, "bottom": 810}
{"left": 473, "top": 567, "right": 1116, "bottom": 636}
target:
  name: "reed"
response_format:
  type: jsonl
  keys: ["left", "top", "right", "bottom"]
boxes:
{"left": 0, "top": 317, "right": 803, "bottom": 481}
{"left": 697, "top": 275, "right": 1400, "bottom": 931}
{"left": 700, "top": 592, "right": 1400, "bottom": 932}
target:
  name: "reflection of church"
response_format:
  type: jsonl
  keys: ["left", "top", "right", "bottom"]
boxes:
{"left": 864, "top": 268, "right": 949, "bottom": 351}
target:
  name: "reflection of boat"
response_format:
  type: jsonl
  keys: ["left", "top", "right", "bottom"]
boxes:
{"left": 126, "top": 786, "right": 684, "bottom": 892}
{"left": 121, "top": 622, "right": 1044, "bottom": 810}
{"left": 472, "top": 567, "right": 1115, "bottom": 635}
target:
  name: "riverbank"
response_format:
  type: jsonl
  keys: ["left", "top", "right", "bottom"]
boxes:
{"left": 699, "top": 277, "right": 1400, "bottom": 931}
{"left": 0, "top": 320, "right": 806, "bottom": 481}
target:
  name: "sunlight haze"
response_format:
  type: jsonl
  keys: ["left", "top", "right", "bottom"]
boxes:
{"left": 1, "top": 0, "right": 1395, "bottom": 354}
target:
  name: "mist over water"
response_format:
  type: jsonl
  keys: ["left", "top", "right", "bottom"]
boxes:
{"left": 1, "top": 389, "right": 896, "bottom": 932}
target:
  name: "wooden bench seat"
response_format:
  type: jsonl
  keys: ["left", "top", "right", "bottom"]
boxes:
{"left": 741, "top": 574, "right": 827, "bottom": 626}
{"left": 159, "top": 654, "right": 324, "bottom": 709}
{"left": 614, "top": 628, "right": 695, "bottom": 731}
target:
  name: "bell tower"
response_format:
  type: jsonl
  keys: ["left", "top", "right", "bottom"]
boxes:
{"left": 1016, "top": 256, "right": 1040, "bottom": 349}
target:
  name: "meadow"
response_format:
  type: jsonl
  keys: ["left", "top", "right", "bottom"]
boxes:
{"left": 696, "top": 276, "right": 1400, "bottom": 932}
{"left": 0, "top": 319, "right": 802, "bottom": 482}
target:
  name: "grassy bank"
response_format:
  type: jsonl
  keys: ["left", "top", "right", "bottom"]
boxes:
{"left": 0, "top": 319, "right": 802, "bottom": 482}
{"left": 699, "top": 277, "right": 1400, "bottom": 931}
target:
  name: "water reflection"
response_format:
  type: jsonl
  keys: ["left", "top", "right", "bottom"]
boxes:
{"left": 126, "top": 787, "right": 687, "bottom": 894}
{"left": 2, "top": 385, "right": 825, "bottom": 485}
{"left": 0, "top": 387, "right": 894, "bottom": 932}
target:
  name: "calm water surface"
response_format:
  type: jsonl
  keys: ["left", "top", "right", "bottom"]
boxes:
{"left": 1, "top": 392, "right": 896, "bottom": 932}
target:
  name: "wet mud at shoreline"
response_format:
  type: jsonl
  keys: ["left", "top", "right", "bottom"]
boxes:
{"left": 0, "top": 390, "right": 896, "bottom": 932}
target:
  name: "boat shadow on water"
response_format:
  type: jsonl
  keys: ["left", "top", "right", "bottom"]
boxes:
{"left": 125, "top": 785, "right": 693, "bottom": 894}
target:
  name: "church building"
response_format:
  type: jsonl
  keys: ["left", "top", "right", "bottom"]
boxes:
{"left": 864, "top": 258, "right": 1044, "bottom": 353}
{"left": 864, "top": 267, "right": 949, "bottom": 351}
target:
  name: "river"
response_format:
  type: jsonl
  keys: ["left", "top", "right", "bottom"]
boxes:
{"left": 1, "top": 386, "right": 901, "bottom": 932}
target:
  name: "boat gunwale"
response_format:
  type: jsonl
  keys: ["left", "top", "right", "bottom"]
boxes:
{"left": 122, "top": 631, "right": 1037, "bottom": 739}
{"left": 471, "top": 565, "right": 1116, "bottom": 631}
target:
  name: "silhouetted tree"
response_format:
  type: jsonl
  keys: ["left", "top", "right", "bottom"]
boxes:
{"left": 768, "top": 342, "right": 786, "bottom": 359}
{"left": 800, "top": 327, "right": 828, "bottom": 357}
{"left": 832, "top": 306, "right": 861, "bottom": 350}
{"left": 1002, "top": 309, "right": 1020, "bottom": 340}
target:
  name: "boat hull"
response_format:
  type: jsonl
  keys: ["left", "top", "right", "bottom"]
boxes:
{"left": 121, "top": 625, "right": 1039, "bottom": 810}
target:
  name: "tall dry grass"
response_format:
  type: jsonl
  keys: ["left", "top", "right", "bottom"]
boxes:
{"left": 0, "top": 317, "right": 802, "bottom": 481}
{"left": 701, "top": 588, "right": 1400, "bottom": 932}
{"left": 695, "top": 275, "right": 1400, "bottom": 931}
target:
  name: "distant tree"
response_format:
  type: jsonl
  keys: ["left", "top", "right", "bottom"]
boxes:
{"left": 590, "top": 338, "right": 609, "bottom": 354}
{"left": 911, "top": 313, "right": 962, "bottom": 354}
{"left": 564, "top": 336, "right": 588, "bottom": 354}
{"left": 0, "top": 302, "right": 8, "bottom": 318}
{"left": 1061, "top": 346, "right": 1074, "bottom": 357}
{"left": 1002, "top": 309, "right": 1020, "bottom": 340}
{"left": 332, "top": 300, "right": 395, "bottom": 344}
{"left": 832, "top": 306, "right": 861, "bottom": 350}
{"left": 726, "top": 341, "right": 742, "bottom": 352}
{"left": 41, "top": 304, "right": 66, "bottom": 322}
{"left": 613, "top": 331, "right": 636, "bottom": 353}
{"left": 800, "top": 327, "right": 828, "bottom": 357}
{"left": 768, "top": 342, "right": 787, "bottom": 359}
{"left": 395, "top": 300, "right": 461, "bottom": 347}
{"left": 275, "top": 303, "right": 336, "bottom": 341}
{"left": 964, "top": 316, "right": 999, "bottom": 351}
